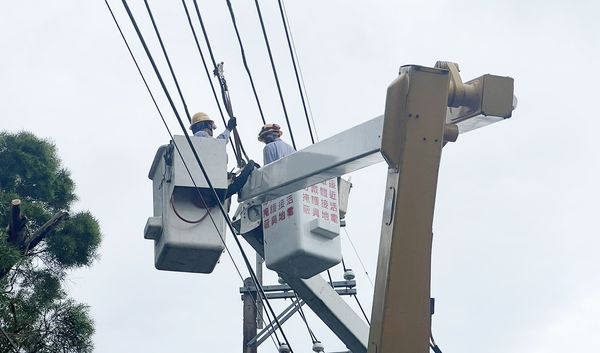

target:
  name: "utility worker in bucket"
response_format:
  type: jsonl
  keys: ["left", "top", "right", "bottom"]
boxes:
{"left": 258, "top": 123, "right": 296, "bottom": 165}
{"left": 190, "top": 112, "right": 236, "bottom": 141}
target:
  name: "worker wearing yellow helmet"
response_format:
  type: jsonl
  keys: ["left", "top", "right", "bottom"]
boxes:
{"left": 189, "top": 112, "right": 236, "bottom": 142}
{"left": 258, "top": 123, "right": 296, "bottom": 165}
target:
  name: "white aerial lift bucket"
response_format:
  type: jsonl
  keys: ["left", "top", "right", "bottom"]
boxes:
{"left": 262, "top": 178, "right": 342, "bottom": 278}
{"left": 144, "top": 135, "right": 228, "bottom": 273}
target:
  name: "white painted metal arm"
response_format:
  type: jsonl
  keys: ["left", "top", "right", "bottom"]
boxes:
{"left": 239, "top": 117, "right": 385, "bottom": 203}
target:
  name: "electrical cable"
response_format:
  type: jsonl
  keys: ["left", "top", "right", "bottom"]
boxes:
{"left": 352, "top": 294, "right": 371, "bottom": 325}
{"left": 143, "top": 0, "right": 248, "bottom": 167}
{"left": 341, "top": 257, "right": 348, "bottom": 272}
{"left": 107, "top": 2, "right": 277, "bottom": 350}
{"left": 187, "top": 0, "right": 250, "bottom": 166}
{"left": 430, "top": 331, "right": 443, "bottom": 353}
{"left": 131, "top": 0, "right": 283, "bottom": 346}
{"left": 106, "top": 0, "right": 249, "bottom": 285}
{"left": 252, "top": 0, "right": 297, "bottom": 150}
{"left": 326, "top": 269, "right": 334, "bottom": 288}
{"left": 169, "top": 196, "right": 209, "bottom": 224}
{"left": 343, "top": 227, "right": 374, "bottom": 288}
{"left": 430, "top": 233, "right": 444, "bottom": 353}
{"left": 293, "top": 294, "right": 317, "bottom": 343}
{"left": 146, "top": 0, "right": 279, "bottom": 345}
{"left": 142, "top": 0, "right": 191, "bottom": 124}
{"left": 224, "top": 0, "right": 266, "bottom": 126}
{"left": 105, "top": 8, "right": 278, "bottom": 347}
{"left": 341, "top": 226, "right": 374, "bottom": 326}
{"left": 276, "top": 0, "right": 313, "bottom": 144}
{"left": 277, "top": 2, "right": 351, "bottom": 291}
{"left": 121, "top": 2, "right": 293, "bottom": 350}
{"left": 178, "top": 0, "right": 240, "bottom": 159}
{"left": 280, "top": 0, "right": 319, "bottom": 142}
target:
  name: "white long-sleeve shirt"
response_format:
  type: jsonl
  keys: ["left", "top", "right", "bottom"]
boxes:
{"left": 262, "top": 138, "right": 296, "bottom": 165}
{"left": 193, "top": 129, "right": 231, "bottom": 142}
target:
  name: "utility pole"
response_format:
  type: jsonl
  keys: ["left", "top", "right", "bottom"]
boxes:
{"left": 255, "top": 254, "right": 264, "bottom": 329}
{"left": 235, "top": 62, "right": 514, "bottom": 353}
{"left": 368, "top": 65, "right": 450, "bottom": 353}
{"left": 242, "top": 277, "right": 258, "bottom": 353}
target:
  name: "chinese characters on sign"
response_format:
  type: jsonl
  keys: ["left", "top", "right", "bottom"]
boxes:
{"left": 301, "top": 178, "right": 339, "bottom": 225}
{"left": 262, "top": 179, "right": 340, "bottom": 231}
{"left": 262, "top": 194, "right": 296, "bottom": 230}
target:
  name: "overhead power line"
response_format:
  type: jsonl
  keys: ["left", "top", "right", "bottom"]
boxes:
{"left": 276, "top": 0, "right": 314, "bottom": 144}
{"left": 104, "top": 9, "right": 275, "bottom": 346}
{"left": 280, "top": 0, "right": 319, "bottom": 142}
{"left": 188, "top": 0, "right": 249, "bottom": 166}
{"left": 181, "top": 0, "right": 247, "bottom": 167}
{"left": 352, "top": 294, "right": 371, "bottom": 325}
{"left": 106, "top": 4, "right": 277, "bottom": 341}
{"left": 120, "top": 2, "right": 293, "bottom": 350}
{"left": 293, "top": 294, "right": 318, "bottom": 344}
{"left": 225, "top": 0, "right": 266, "bottom": 125}
{"left": 105, "top": 0, "right": 250, "bottom": 283}
{"left": 343, "top": 227, "right": 375, "bottom": 288}
{"left": 253, "top": 0, "right": 297, "bottom": 150}
{"left": 178, "top": 0, "right": 239, "bottom": 157}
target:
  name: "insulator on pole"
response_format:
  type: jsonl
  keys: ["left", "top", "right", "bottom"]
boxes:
{"left": 312, "top": 340, "right": 325, "bottom": 353}
{"left": 343, "top": 269, "right": 355, "bottom": 281}
{"left": 278, "top": 343, "right": 291, "bottom": 353}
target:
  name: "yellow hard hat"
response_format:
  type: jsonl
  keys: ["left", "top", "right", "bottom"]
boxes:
{"left": 190, "top": 112, "right": 215, "bottom": 129}
{"left": 258, "top": 123, "right": 283, "bottom": 142}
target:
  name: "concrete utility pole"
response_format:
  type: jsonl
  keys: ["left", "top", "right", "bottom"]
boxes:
{"left": 242, "top": 277, "right": 258, "bottom": 353}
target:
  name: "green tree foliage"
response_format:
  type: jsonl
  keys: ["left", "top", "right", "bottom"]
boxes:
{"left": 0, "top": 131, "right": 101, "bottom": 352}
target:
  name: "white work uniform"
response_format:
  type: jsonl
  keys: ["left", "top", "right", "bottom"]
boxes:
{"left": 193, "top": 129, "right": 231, "bottom": 142}
{"left": 263, "top": 138, "right": 296, "bottom": 165}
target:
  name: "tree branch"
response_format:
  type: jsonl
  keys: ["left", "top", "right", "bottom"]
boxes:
{"left": 25, "top": 211, "right": 69, "bottom": 253}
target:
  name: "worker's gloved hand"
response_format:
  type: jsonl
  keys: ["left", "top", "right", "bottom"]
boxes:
{"left": 227, "top": 117, "right": 237, "bottom": 130}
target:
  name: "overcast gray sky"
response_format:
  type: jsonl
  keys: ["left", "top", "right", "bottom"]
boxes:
{"left": 1, "top": 1, "right": 599, "bottom": 352}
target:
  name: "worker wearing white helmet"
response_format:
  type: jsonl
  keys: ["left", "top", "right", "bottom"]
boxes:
{"left": 189, "top": 112, "right": 236, "bottom": 142}
{"left": 258, "top": 123, "right": 296, "bottom": 165}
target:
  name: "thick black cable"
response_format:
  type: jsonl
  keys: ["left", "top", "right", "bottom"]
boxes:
{"left": 143, "top": 0, "right": 246, "bottom": 164}
{"left": 293, "top": 294, "right": 317, "bottom": 343}
{"left": 104, "top": 1, "right": 260, "bottom": 309}
{"left": 280, "top": 0, "right": 319, "bottom": 142}
{"left": 225, "top": 0, "right": 266, "bottom": 125}
{"left": 177, "top": 0, "right": 239, "bottom": 157}
{"left": 352, "top": 294, "right": 371, "bottom": 325}
{"left": 180, "top": 0, "right": 247, "bottom": 167}
{"left": 326, "top": 269, "right": 334, "bottom": 288}
{"left": 180, "top": 1, "right": 277, "bottom": 342}
{"left": 430, "top": 343, "right": 443, "bottom": 353}
{"left": 121, "top": 3, "right": 293, "bottom": 350}
{"left": 188, "top": 0, "right": 250, "bottom": 164}
{"left": 142, "top": 0, "right": 191, "bottom": 123}
{"left": 276, "top": 0, "right": 313, "bottom": 144}
{"left": 105, "top": 0, "right": 250, "bottom": 282}
{"left": 190, "top": 0, "right": 217, "bottom": 68}
{"left": 108, "top": 2, "right": 278, "bottom": 349}
{"left": 253, "top": 0, "right": 297, "bottom": 149}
